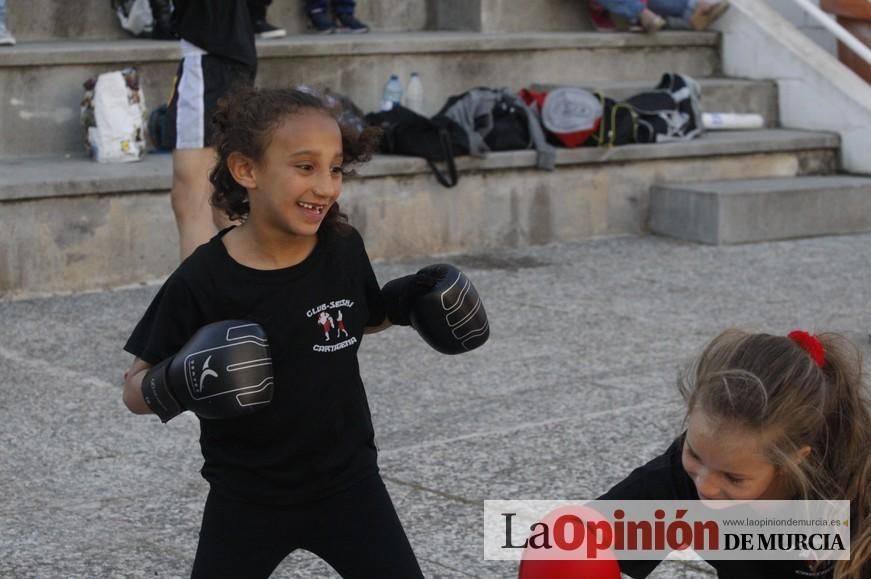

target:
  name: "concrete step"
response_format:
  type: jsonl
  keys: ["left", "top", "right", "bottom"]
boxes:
{"left": 533, "top": 78, "right": 780, "bottom": 127}
{"left": 0, "top": 31, "right": 720, "bottom": 159}
{"left": 0, "top": 129, "right": 839, "bottom": 295}
{"left": 649, "top": 175, "right": 871, "bottom": 244}
{"left": 7, "top": 0, "right": 429, "bottom": 41}
{"left": 7, "top": 0, "right": 596, "bottom": 41}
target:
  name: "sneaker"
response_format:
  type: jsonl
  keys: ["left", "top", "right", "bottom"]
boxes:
{"left": 335, "top": 12, "right": 369, "bottom": 34}
{"left": 639, "top": 9, "right": 666, "bottom": 33}
{"left": 0, "top": 23, "right": 15, "bottom": 46}
{"left": 307, "top": 9, "right": 335, "bottom": 34}
{"left": 610, "top": 15, "right": 644, "bottom": 32}
{"left": 689, "top": 0, "right": 730, "bottom": 30}
{"left": 253, "top": 18, "right": 287, "bottom": 39}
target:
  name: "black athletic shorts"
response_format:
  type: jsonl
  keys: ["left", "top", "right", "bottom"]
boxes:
{"left": 165, "top": 43, "right": 256, "bottom": 150}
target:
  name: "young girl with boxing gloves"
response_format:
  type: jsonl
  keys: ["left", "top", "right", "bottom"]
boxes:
{"left": 121, "top": 87, "right": 486, "bottom": 578}
{"left": 599, "top": 329, "right": 870, "bottom": 579}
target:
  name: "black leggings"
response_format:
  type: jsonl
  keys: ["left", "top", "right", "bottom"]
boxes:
{"left": 190, "top": 473, "right": 423, "bottom": 578}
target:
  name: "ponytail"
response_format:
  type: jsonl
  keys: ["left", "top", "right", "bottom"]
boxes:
{"left": 681, "top": 330, "right": 870, "bottom": 579}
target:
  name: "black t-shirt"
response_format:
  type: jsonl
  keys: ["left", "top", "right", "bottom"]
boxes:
{"left": 173, "top": 0, "right": 257, "bottom": 68}
{"left": 125, "top": 225, "right": 387, "bottom": 504}
{"left": 598, "top": 436, "right": 835, "bottom": 578}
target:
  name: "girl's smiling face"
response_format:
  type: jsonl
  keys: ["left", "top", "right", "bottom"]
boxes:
{"left": 682, "top": 410, "right": 787, "bottom": 501}
{"left": 245, "top": 110, "right": 344, "bottom": 239}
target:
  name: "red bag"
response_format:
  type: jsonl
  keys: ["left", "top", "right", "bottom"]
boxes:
{"left": 520, "top": 87, "right": 603, "bottom": 148}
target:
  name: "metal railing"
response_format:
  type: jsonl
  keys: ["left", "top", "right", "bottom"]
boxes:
{"left": 790, "top": 0, "right": 871, "bottom": 67}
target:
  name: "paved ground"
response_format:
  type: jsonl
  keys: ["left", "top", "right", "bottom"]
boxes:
{"left": 1, "top": 232, "right": 869, "bottom": 578}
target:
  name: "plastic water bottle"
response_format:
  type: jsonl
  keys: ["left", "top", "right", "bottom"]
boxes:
{"left": 702, "top": 112, "right": 765, "bottom": 130}
{"left": 381, "top": 75, "right": 403, "bottom": 111}
{"left": 404, "top": 72, "right": 424, "bottom": 114}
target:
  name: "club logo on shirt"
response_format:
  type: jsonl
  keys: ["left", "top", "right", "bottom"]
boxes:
{"left": 306, "top": 299, "right": 357, "bottom": 353}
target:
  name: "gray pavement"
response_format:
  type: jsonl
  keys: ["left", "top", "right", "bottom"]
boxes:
{"left": 1, "top": 232, "right": 870, "bottom": 578}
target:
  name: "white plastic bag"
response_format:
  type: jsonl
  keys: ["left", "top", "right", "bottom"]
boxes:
{"left": 114, "top": 0, "right": 154, "bottom": 37}
{"left": 82, "top": 69, "right": 147, "bottom": 163}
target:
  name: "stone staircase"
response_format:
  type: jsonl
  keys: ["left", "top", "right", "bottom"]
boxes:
{"left": 0, "top": 0, "right": 861, "bottom": 295}
{"left": 649, "top": 175, "right": 871, "bottom": 244}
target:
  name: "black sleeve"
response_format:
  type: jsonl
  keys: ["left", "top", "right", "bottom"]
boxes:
{"left": 363, "top": 259, "right": 386, "bottom": 327}
{"left": 349, "top": 228, "right": 386, "bottom": 327}
{"left": 597, "top": 436, "right": 695, "bottom": 579}
{"left": 123, "top": 271, "right": 208, "bottom": 365}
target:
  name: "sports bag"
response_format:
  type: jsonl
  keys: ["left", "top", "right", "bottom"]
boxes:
{"left": 588, "top": 73, "right": 704, "bottom": 147}
{"left": 625, "top": 73, "right": 703, "bottom": 143}
{"left": 585, "top": 94, "right": 639, "bottom": 147}
{"left": 436, "top": 87, "right": 555, "bottom": 170}
{"left": 365, "top": 105, "right": 469, "bottom": 188}
{"left": 485, "top": 95, "right": 531, "bottom": 151}
{"left": 520, "top": 87, "right": 603, "bottom": 148}
{"left": 147, "top": 104, "right": 173, "bottom": 151}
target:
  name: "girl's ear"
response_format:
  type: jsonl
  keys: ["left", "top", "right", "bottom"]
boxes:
{"left": 796, "top": 446, "right": 812, "bottom": 464}
{"left": 227, "top": 152, "right": 257, "bottom": 190}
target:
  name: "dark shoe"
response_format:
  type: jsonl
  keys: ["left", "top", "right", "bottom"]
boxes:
{"left": 335, "top": 12, "right": 369, "bottom": 34}
{"left": 307, "top": 9, "right": 335, "bottom": 34}
{"left": 253, "top": 18, "right": 287, "bottom": 39}
{"left": 149, "top": 0, "right": 176, "bottom": 39}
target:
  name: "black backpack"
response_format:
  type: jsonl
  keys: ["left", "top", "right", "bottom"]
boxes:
{"left": 436, "top": 89, "right": 532, "bottom": 152}
{"left": 435, "top": 87, "right": 556, "bottom": 170}
{"left": 588, "top": 94, "right": 639, "bottom": 147}
{"left": 365, "top": 105, "right": 469, "bottom": 188}
{"left": 626, "top": 73, "right": 703, "bottom": 143}
{"left": 148, "top": 104, "right": 174, "bottom": 151}
{"left": 485, "top": 95, "right": 531, "bottom": 151}
{"left": 589, "top": 74, "right": 703, "bottom": 147}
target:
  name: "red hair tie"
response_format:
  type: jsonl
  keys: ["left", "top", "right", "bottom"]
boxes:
{"left": 788, "top": 330, "right": 825, "bottom": 368}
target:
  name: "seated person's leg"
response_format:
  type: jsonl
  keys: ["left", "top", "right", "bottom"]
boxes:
{"left": 592, "top": 0, "right": 646, "bottom": 21}
{"left": 648, "top": 0, "right": 729, "bottom": 29}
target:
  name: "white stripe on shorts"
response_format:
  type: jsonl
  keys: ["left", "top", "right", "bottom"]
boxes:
{"left": 176, "top": 53, "right": 206, "bottom": 149}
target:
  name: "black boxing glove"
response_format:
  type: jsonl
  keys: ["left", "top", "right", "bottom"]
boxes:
{"left": 381, "top": 268, "right": 442, "bottom": 326}
{"left": 141, "top": 320, "right": 274, "bottom": 422}
{"left": 408, "top": 264, "right": 490, "bottom": 355}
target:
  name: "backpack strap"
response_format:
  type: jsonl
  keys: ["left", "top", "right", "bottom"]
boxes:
{"left": 505, "top": 91, "right": 556, "bottom": 170}
{"left": 425, "top": 128, "right": 459, "bottom": 188}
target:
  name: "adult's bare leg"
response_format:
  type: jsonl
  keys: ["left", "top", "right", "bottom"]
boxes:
{"left": 171, "top": 147, "right": 219, "bottom": 260}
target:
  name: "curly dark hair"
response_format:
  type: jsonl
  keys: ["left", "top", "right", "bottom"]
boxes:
{"left": 208, "top": 87, "right": 382, "bottom": 226}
